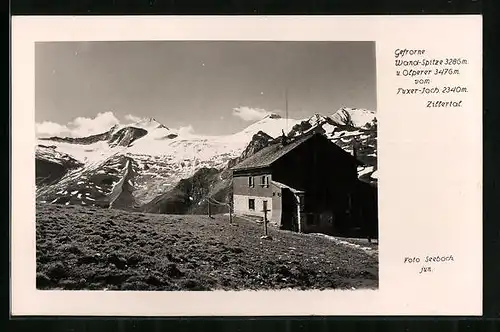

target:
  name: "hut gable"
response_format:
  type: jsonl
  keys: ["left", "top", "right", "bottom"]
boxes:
{"left": 231, "top": 132, "right": 359, "bottom": 172}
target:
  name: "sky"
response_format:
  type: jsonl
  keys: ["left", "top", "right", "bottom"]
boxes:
{"left": 35, "top": 41, "right": 376, "bottom": 137}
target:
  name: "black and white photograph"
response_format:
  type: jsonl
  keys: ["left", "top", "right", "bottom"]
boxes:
{"left": 34, "top": 40, "right": 379, "bottom": 292}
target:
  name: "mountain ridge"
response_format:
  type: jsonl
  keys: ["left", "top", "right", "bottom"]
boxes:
{"left": 36, "top": 108, "right": 377, "bottom": 211}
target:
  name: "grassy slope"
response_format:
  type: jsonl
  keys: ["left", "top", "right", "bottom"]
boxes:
{"left": 36, "top": 204, "right": 378, "bottom": 291}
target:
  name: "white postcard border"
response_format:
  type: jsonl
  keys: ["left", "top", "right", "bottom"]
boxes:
{"left": 11, "top": 15, "right": 482, "bottom": 316}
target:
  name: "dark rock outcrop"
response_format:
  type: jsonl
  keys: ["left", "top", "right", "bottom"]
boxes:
{"left": 35, "top": 147, "right": 83, "bottom": 186}
{"left": 108, "top": 127, "right": 148, "bottom": 147}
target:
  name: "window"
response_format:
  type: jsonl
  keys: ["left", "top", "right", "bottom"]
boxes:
{"left": 248, "top": 176, "right": 254, "bottom": 188}
{"left": 260, "top": 175, "right": 269, "bottom": 188}
{"left": 248, "top": 199, "right": 255, "bottom": 211}
{"left": 306, "top": 214, "right": 318, "bottom": 226}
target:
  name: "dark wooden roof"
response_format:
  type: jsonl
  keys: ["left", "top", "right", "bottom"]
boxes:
{"left": 231, "top": 133, "right": 313, "bottom": 171}
{"left": 232, "top": 132, "right": 361, "bottom": 172}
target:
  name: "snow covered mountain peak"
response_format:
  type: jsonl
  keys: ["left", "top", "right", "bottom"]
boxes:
{"left": 135, "top": 117, "right": 169, "bottom": 130}
{"left": 307, "top": 113, "right": 329, "bottom": 126}
{"left": 111, "top": 117, "right": 171, "bottom": 135}
{"left": 234, "top": 114, "right": 301, "bottom": 141}
{"left": 331, "top": 107, "right": 376, "bottom": 129}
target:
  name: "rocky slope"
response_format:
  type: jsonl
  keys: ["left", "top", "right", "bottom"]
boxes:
{"left": 143, "top": 131, "right": 277, "bottom": 215}
{"left": 141, "top": 167, "right": 223, "bottom": 214}
{"left": 37, "top": 154, "right": 142, "bottom": 209}
{"left": 330, "top": 107, "right": 377, "bottom": 129}
{"left": 36, "top": 145, "right": 84, "bottom": 186}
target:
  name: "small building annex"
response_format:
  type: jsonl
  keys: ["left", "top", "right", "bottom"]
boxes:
{"left": 231, "top": 132, "right": 378, "bottom": 239}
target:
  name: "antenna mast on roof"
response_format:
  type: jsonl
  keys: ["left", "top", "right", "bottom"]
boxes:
{"left": 285, "top": 87, "right": 289, "bottom": 134}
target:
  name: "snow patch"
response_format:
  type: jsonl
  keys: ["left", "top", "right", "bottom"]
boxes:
{"left": 311, "top": 233, "right": 376, "bottom": 254}
{"left": 331, "top": 108, "right": 376, "bottom": 129}
{"left": 358, "top": 166, "right": 375, "bottom": 177}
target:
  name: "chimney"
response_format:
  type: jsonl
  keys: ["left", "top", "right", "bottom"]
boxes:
{"left": 352, "top": 137, "right": 359, "bottom": 158}
{"left": 281, "top": 129, "right": 288, "bottom": 146}
{"left": 285, "top": 88, "right": 289, "bottom": 133}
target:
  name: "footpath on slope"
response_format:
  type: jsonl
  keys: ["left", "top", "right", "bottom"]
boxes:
{"left": 233, "top": 214, "right": 378, "bottom": 257}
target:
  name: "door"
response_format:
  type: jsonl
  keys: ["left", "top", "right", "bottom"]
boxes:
{"left": 280, "top": 189, "right": 298, "bottom": 231}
